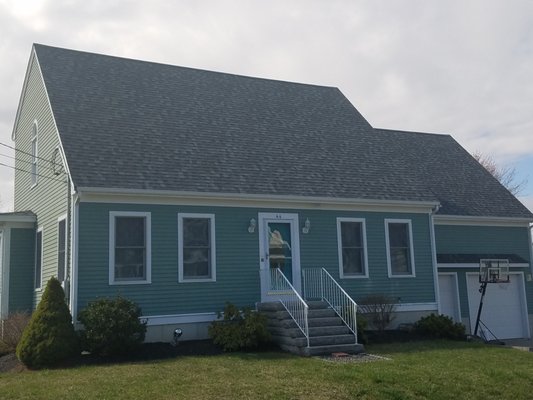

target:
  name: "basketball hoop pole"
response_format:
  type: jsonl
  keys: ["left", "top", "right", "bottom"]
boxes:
{"left": 473, "top": 281, "right": 488, "bottom": 337}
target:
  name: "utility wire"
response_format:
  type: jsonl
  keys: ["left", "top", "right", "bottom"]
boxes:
{"left": 0, "top": 141, "right": 56, "bottom": 164}
{"left": 0, "top": 152, "right": 57, "bottom": 173}
{"left": 0, "top": 161, "right": 66, "bottom": 183}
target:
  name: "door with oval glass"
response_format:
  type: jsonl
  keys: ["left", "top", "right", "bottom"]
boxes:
{"left": 258, "top": 213, "right": 301, "bottom": 302}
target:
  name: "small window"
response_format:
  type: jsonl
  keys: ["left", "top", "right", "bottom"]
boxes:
{"left": 178, "top": 213, "right": 216, "bottom": 282}
{"left": 35, "top": 228, "right": 43, "bottom": 289}
{"left": 57, "top": 218, "right": 66, "bottom": 281}
{"left": 337, "top": 218, "right": 368, "bottom": 278}
{"left": 31, "top": 122, "right": 38, "bottom": 187}
{"left": 109, "top": 212, "right": 151, "bottom": 285}
{"left": 385, "top": 219, "right": 415, "bottom": 277}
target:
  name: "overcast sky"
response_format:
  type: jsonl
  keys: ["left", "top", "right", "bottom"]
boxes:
{"left": 1, "top": 0, "right": 532, "bottom": 212}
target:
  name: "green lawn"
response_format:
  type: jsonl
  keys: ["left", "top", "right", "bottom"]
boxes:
{"left": 0, "top": 341, "right": 531, "bottom": 399}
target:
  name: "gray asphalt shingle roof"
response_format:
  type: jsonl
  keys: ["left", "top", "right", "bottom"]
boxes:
{"left": 33, "top": 44, "right": 532, "bottom": 218}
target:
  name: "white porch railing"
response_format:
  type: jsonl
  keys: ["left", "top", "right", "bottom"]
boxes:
{"left": 303, "top": 267, "right": 358, "bottom": 343}
{"left": 270, "top": 268, "right": 310, "bottom": 347}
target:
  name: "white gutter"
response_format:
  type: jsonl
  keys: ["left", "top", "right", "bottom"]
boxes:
{"left": 77, "top": 186, "right": 439, "bottom": 211}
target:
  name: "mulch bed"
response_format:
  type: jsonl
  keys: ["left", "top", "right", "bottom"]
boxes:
{"left": 0, "top": 340, "right": 224, "bottom": 373}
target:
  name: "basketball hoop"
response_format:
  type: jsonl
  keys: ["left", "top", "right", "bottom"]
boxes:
{"left": 474, "top": 259, "right": 510, "bottom": 341}
{"left": 479, "top": 259, "right": 510, "bottom": 284}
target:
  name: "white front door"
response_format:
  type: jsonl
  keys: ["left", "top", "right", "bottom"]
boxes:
{"left": 438, "top": 273, "right": 461, "bottom": 323}
{"left": 258, "top": 213, "right": 301, "bottom": 302}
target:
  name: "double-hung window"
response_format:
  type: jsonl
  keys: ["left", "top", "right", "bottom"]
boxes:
{"left": 178, "top": 213, "right": 216, "bottom": 282}
{"left": 57, "top": 217, "right": 66, "bottom": 281}
{"left": 31, "top": 121, "right": 38, "bottom": 187}
{"left": 337, "top": 218, "right": 368, "bottom": 278}
{"left": 385, "top": 219, "right": 415, "bottom": 277}
{"left": 35, "top": 228, "right": 43, "bottom": 289}
{"left": 109, "top": 212, "right": 151, "bottom": 284}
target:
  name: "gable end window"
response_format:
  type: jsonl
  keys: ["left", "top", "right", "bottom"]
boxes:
{"left": 385, "top": 219, "right": 415, "bottom": 277}
{"left": 109, "top": 212, "right": 151, "bottom": 285}
{"left": 178, "top": 213, "right": 216, "bottom": 282}
{"left": 337, "top": 218, "right": 368, "bottom": 278}
{"left": 35, "top": 228, "right": 43, "bottom": 290}
{"left": 57, "top": 217, "right": 66, "bottom": 281}
{"left": 31, "top": 121, "right": 38, "bottom": 187}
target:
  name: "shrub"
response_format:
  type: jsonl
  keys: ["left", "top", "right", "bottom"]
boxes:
{"left": 78, "top": 296, "right": 146, "bottom": 357}
{"left": 209, "top": 302, "right": 271, "bottom": 351}
{"left": 358, "top": 294, "right": 397, "bottom": 332}
{"left": 16, "top": 278, "right": 79, "bottom": 368}
{"left": 356, "top": 312, "right": 368, "bottom": 344}
{"left": 414, "top": 314, "right": 466, "bottom": 340}
{"left": 1, "top": 311, "right": 31, "bottom": 351}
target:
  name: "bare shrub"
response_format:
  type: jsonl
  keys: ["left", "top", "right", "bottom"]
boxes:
{"left": 1, "top": 312, "right": 31, "bottom": 351}
{"left": 358, "top": 294, "right": 397, "bottom": 332}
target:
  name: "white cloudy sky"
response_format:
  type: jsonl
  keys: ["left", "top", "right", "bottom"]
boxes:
{"left": 0, "top": 0, "right": 532, "bottom": 212}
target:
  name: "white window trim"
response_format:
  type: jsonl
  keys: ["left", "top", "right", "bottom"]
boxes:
{"left": 337, "top": 217, "right": 368, "bottom": 279}
{"left": 109, "top": 211, "right": 151, "bottom": 285}
{"left": 385, "top": 219, "right": 416, "bottom": 278}
{"left": 178, "top": 213, "right": 216, "bottom": 283}
{"left": 57, "top": 214, "right": 67, "bottom": 282}
{"left": 35, "top": 227, "right": 43, "bottom": 290}
{"left": 30, "top": 120, "right": 38, "bottom": 188}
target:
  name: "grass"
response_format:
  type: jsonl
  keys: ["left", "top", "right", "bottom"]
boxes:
{"left": 0, "top": 340, "right": 532, "bottom": 399}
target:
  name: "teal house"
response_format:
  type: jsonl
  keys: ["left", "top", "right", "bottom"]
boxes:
{"left": 1, "top": 44, "right": 532, "bottom": 345}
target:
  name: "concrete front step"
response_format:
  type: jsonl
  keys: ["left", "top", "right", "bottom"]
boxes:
{"left": 267, "top": 316, "right": 345, "bottom": 329}
{"left": 269, "top": 325, "right": 352, "bottom": 338}
{"left": 273, "top": 333, "right": 356, "bottom": 347}
{"left": 279, "top": 343, "right": 365, "bottom": 357}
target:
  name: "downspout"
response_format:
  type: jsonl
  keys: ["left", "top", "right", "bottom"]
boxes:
{"left": 65, "top": 174, "right": 71, "bottom": 303}
{"left": 429, "top": 204, "right": 441, "bottom": 314}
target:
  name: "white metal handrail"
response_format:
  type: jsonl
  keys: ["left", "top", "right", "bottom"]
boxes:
{"left": 270, "top": 268, "right": 310, "bottom": 347}
{"left": 303, "top": 267, "right": 358, "bottom": 343}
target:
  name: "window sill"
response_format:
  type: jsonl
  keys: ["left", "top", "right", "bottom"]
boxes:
{"left": 179, "top": 278, "right": 216, "bottom": 283}
{"left": 340, "top": 274, "right": 369, "bottom": 279}
{"left": 109, "top": 280, "right": 152, "bottom": 286}
{"left": 388, "top": 274, "right": 416, "bottom": 278}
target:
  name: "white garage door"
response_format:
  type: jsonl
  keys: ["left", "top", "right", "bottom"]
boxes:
{"left": 438, "top": 274, "right": 461, "bottom": 322}
{"left": 467, "top": 273, "right": 528, "bottom": 339}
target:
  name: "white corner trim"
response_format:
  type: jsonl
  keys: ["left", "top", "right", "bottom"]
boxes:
{"left": 70, "top": 200, "right": 79, "bottom": 320}
{"left": 178, "top": 213, "right": 216, "bottom": 283}
{"left": 429, "top": 214, "right": 441, "bottom": 314}
{"left": 108, "top": 211, "right": 152, "bottom": 285}
{"left": 336, "top": 217, "right": 369, "bottom": 279}
{"left": 0, "top": 229, "right": 10, "bottom": 318}
{"left": 385, "top": 219, "right": 416, "bottom": 278}
{"left": 35, "top": 227, "right": 43, "bottom": 290}
{"left": 143, "top": 312, "right": 218, "bottom": 326}
{"left": 434, "top": 215, "right": 533, "bottom": 227}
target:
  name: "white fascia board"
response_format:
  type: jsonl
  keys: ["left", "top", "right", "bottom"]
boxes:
{"left": 11, "top": 47, "right": 36, "bottom": 141}
{"left": 394, "top": 302, "right": 438, "bottom": 312}
{"left": 33, "top": 50, "right": 75, "bottom": 191}
{"left": 0, "top": 214, "right": 36, "bottom": 226}
{"left": 438, "top": 263, "right": 529, "bottom": 269}
{"left": 77, "top": 187, "right": 439, "bottom": 213}
{"left": 434, "top": 214, "right": 533, "bottom": 227}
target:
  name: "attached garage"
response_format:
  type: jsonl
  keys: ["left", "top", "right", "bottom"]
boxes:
{"left": 466, "top": 272, "right": 529, "bottom": 340}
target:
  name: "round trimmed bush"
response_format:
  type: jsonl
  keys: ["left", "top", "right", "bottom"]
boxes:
{"left": 414, "top": 313, "right": 466, "bottom": 340}
{"left": 16, "top": 277, "right": 79, "bottom": 369}
{"left": 78, "top": 296, "right": 146, "bottom": 356}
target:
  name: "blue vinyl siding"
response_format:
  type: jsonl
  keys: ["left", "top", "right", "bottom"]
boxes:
{"left": 9, "top": 228, "right": 35, "bottom": 313}
{"left": 77, "top": 203, "right": 436, "bottom": 316}
{"left": 436, "top": 224, "right": 533, "bottom": 318}
{"left": 435, "top": 225, "right": 531, "bottom": 261}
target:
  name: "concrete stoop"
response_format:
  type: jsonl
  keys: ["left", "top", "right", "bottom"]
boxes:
{"left": 259, "top": 301, "right": 365, "bottom": 357}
